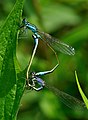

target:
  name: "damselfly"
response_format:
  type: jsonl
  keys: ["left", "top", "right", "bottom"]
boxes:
{"left": 26, "top": 67, "right": 86, "bottom": 110}
{"left": 20, "top": 18, "right": 75, "bottom": 56}
{"left": 20, "top": 19, "right": 75, "bottom": 80}
{"left": 20, "top": 20, "right": 85, "bottom": 110}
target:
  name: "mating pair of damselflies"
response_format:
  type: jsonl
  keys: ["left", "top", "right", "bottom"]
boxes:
{"left": 20, "top": 19, "right": 86, "bottom": 110}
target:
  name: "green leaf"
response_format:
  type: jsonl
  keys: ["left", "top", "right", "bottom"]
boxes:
{"left": 75, "top": 71, "right": 88, "bottom": 109}
{"left": 0, "top": 0, "right": 25, "bottom": 119}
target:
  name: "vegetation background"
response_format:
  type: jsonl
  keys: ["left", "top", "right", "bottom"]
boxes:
{"left": 0, "top": 0, "right": 88, "bottom": 120}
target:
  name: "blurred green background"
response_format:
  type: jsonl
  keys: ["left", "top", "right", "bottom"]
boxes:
{"left": 0, "top": 0, "right": 88, "bottom": 120}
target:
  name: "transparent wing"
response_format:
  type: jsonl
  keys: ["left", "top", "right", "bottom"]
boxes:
{"left": 18, "top": 27, "right": 29, "bottom": 40}
{"left": 45, "top": 82, "right": 86, "bottom": 110}
{"left": 38, "top": 31, "right": 75, "bottom": 56}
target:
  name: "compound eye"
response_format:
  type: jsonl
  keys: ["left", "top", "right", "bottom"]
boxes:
{"left": 22, "top": 18, "right": 26, "bottom": 23}
{"left": 32, "top": 72, "right": 36, "bottom": 76}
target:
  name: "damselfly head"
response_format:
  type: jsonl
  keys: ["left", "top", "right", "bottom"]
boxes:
{"left": 28, "top": 71, "right": 36, "bottom": 79}
{"left": 22, "top": 18, "right": 26, "bottom": 23}
{"left": 20, "top": 18, "right": 27, "bottom": 28}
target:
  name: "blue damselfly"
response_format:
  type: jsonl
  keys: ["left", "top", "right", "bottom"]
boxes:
{"left": 26, "top": 68, "right": 86, "bottom": 110}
